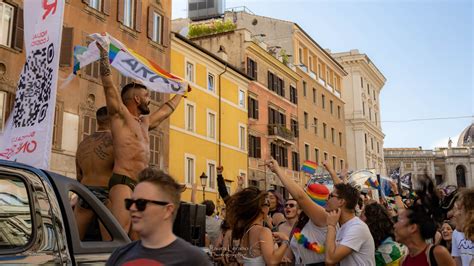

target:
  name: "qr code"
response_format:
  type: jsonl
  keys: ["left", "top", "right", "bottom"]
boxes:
{"left": 13, "top": 43, "right": 54, "bottom": 128}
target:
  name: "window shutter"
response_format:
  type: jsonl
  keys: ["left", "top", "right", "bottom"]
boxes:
{"left": 147, "top": 6, "right": 154, "bottom": 39}
{"left": 103, "top": 0, "right": 111, "bottom": 15}
{"left": 255, "top": 99, "right": 259, "bottom": 119}
{"left": 117, "top": 0, "right": 124, "bottom": 23}
{"left": 162, "top": 15, "right": 170, "bottom": 47}
{"left": 253, "top": 61, "right": 257, "bottom": 79}
{"left": 267, "top": 71, "right": 272, "bottom": 90}
{"left": 281, "top": 79, "right": 285, "bottom": 97}
{"left": 256, "top": 137, "right": 261, "bottom": 158}
{"left": 246, "top": 58, "right": 251, "bottom": 76}
{"left": 135, "top": 0, "right": 143, "bottom": 32}
{"left": 13, "top": 7, "right": 24, "bottom": 51}
{"left": 60, "top": 27, "right": 74, "bottom": 66}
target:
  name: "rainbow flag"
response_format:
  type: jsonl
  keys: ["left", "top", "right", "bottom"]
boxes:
{"left": 72, "top": 33, "right": 188, "bottom": 94}
{"left": 301, "top": 160, "right": 318, "bottom": 174}
{"left": 365, "top": 178, "right": 380, "bottom": 189}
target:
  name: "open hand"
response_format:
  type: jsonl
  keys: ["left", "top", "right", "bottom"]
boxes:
{"left": 264, "top": 157, "right": 279, "bottom": 173}
{"left": 327, "top": 208, "right": 341, "bottom": 226}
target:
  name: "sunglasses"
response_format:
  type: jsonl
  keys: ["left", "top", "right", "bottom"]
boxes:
{"left": 285, "top": 203, "right": 296, "bottom": 208}
{"left": 328, "top": 193, "right": 340, "bottom": 199}
{"left": 124, "top": 198, "right": 170, "bottom": 211}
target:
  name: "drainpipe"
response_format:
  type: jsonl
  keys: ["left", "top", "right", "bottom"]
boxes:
{"left": 218, "top": 64, "right": 228, "bottom": 166}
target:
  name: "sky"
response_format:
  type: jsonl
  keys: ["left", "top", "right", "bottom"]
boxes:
{"left": 172, "top": 0, "right": 474, "bottom": 149}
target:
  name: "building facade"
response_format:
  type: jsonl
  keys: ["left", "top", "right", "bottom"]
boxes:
{"left": 0, "top": 0, "right": 172, "bottom": 176}
{"left": 384, "top": 123, "right": 474, "bottom": 188}
{"left": 169, "top": 33, "right": 251, "bottom": 204}
{"left": 332, "top": 50, "right": 387, "bottom": 174}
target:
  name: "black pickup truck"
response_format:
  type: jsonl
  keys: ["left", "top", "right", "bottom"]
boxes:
{"left": 0, "top": 159, "right": 130, "bottom": 264}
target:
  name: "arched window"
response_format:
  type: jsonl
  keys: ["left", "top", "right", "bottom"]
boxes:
{"left": 456, "top": 165, "right": 466, "bottom": 188}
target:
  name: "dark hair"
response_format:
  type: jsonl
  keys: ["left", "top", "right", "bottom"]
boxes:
{"left": 202, "top": 200, "right": 215, "bottom": 216}
{"left": 406, "top": 175, "right": 444, "bottom": 240}
{"left": 121, "top": 82, "right": 147, "bottom": 100}
{"left": 292, "top": 211, "right": 310, "bottom": 236}
{"left": 363, "top": 202, "right": 394, "bottom": 248}
{"left": 96, "top": 106, "right": 108, "bottom": 125}
{"left": 439, "top": 221, "right": 454, "bottom": 250}
{"left": 334, "top": 183, "right": 360, "bottom": 210}
{"left": 226, "top": 186, "right": 267, "bottom": 240}
{"left": 267, "top": 189, "right": 285, "bottom": 214}
{"left": 458, "top": 188, "right": 474, "bottom": 240}
{"left": 138, "top": 167, "right": 184, "bottom": 219}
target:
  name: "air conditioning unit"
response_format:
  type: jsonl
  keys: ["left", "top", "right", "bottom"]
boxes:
{"left": 188, "top": 0, "right": 224, "bottom": 21}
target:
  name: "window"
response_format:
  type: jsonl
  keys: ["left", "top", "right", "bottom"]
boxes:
{"left": 207, "top": 111, "right": 216, "bottom": 139}
{"left": 317, "top": 62, "right": 322, "bottom": 78}
{"left": 123, "top": 0, "right": 135, "bottom": 28}
{"left": 340, "top": 160, "right": 344, "bottom": 171}
{"left": 291, "top": 119, "right": 299, "bottom": 138}
{"left": 361, "top": 77, "right": 364, "bottom": 88}
{"left": 330, "top": 100, "right": 333, "bottom": 114}
{"left": 89, "top": 0, "right": 102, "bottom": 11}
{"left": 373, "top": 90, "right": 376, "bottom": 100}
{"left": 208, "top": 162, "right": 216, "bottom": 189}
{"left": 290, "top": 86, "right": 298, "bottom": 104}
{"left": 185, "top": 155, "right": 195, "bottom": 184}
{"left": 247, "top": 58, "right": 257, "bottom": 79}
{"left": 149, "top": 132, "right": 162, "bottom": 166}
{"left": 323, "top": 123, "right": 327, "bottom": 139}
{"left": 332, "top": 156, "right": 336, "bottom": 170}
{"left": 185, "top": 61, "right": 194, "bottom": 82}
{"left": 362, "top": 101, "right": 365, "bottom": 115}
{"left": 309, "top": 55, "right": 313, "bottom": 71}
{"left": 324, "top": 152, "right": 328, "bottom": 161}
{"left": 0, "top": 2, "right": 14, "bottom": 47}
{"left": 314, "top": 148, "right": 319, "bottom": 164}
{"left": 304, "top": 144, "right": 310, "bottom": 161}
{"left": 151, "top": 12, "right": 162, "bottom": 43}
{"left": 304, "top": 112, "right": 308, "bottom": 129}
{"left": 249, "top": 135, "right": 261, "bottom": 158}
{"left": 268, "top": 107, "right": 286, "bottom": 126}
{"left": 271, "top": 143, "right": 288, "bottom": 167}
{"left": 303, "top": 81, "right": 307, "bottom": 97}
{"left": 248, "top": 97, "right": 259, "bottom": 119}
{"left": 369, "top": 107, "right": 372, "bottom": 121}
{"left": 208, "top": 73, "right": 215, "bottom": 92}
{"left": 377, "top": 141, "right": 380, "bottom": 154}
{"left": 185, "top": 102, "right": 195, "bottom": 132}
{"left": 0, "top": 176, "right": 33, "bottom": 249}
{"left": 326, "top": 70, "right": 330, "bottom": 82}
{"left": 299, "top": 47, "right": 303, "bottom": 64}
{"left": 312, "top": 88, "right": 316, "bottom": 103}
{"left": 339, "top": 132, "right": 342, "bottom": 147}
{"left": 371, "top": 138, "right": 374, "bottom": 150}
{"left": 337, "top": 106, "right": 341, "bottom": 119}
{"left": 82, "top": 114, "right": 97, "bottom": 140}
{"left": 367, "top": 83, "right": 370, "bottom": 94}
{"left": 365, "top": 133, "right": 367, "bottom": 145}
{"left": 375, "top": 113, "right": 378, "bottom": 126}
{"left": 313, "top": 118, "right": 318, "bottom": 135}
{"left": 238, "top": 89, "right": 245, "bottom": 108}
{"left": 239, "top": 125, "right": 246, "bottom": 150}
{"left": 331, "top": 128, "right": 335, "bottom": 144}
{"left": 322, "top": 94, "right": 326, "bottom": 109}
{"left": 292, "top": 152, "right": 300, "bottom": 171}
{"left": 267, "top": 72, "right": 284, "bottom": 97}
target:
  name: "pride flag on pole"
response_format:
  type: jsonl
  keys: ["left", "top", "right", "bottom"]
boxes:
{"left": 365, "top": 178, "right": 380, "bottom": 189}
{"left": 301, "top": 160, "right": 318, "bottom": 174}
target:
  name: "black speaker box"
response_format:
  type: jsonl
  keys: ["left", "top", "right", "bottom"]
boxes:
{"left": 173, "top": 202, "right": 206, "bottom": 247}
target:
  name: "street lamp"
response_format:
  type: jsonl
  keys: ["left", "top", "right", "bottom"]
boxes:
{"left": 200, "top": 172, "right": 208, "bottom": 200}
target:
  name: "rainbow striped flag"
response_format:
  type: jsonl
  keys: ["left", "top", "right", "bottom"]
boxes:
{"left": 365, "top": 178, "right": 380, "bottom": 189}
{"left": 72, "top": 33, "right": 188, "bottom": 94}
{"left": 301, "top": 160, "right": 318, "bottom": 174}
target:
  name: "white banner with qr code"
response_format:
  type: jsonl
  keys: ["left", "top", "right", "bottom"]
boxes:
{"left": 0, "top": 0, "right": 65, "bottom": 169}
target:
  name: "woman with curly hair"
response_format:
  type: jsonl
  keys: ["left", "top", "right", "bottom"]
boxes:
{"left": 452, "top": 188, "right": 474, "bottom": 266}
{"left": 393, "top": 175, "right": 455, "bottom": 266}
{"left": 267, "top": 189, "right": 286, "bottom": 229}
{"left": 226, "top": 187, "right": 290, "bottom": 265}
{"left": 362, "top": 202, "right": 406, "bottom": 266}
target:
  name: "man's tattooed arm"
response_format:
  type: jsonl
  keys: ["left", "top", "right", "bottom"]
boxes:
{"left": 96, "top": 43, "right": 123, "bottom": 116}
{"left": 99, "top": 47, "right": 112, "bottom": 77}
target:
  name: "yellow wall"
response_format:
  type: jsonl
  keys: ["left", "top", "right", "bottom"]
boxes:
{"left": 169, "top": 37, "right": 249, "bottom": 208}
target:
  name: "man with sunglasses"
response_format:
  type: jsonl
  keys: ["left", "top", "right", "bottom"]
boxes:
{"left": 106, "top": 167, "right": 211, "bottom": 266}
{"left": 278, "top": 199, "right": 300, "bottom": 263}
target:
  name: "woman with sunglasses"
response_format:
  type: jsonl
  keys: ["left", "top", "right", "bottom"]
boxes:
{"left": 226, "top": 187, "right": 290, "bottom": 265}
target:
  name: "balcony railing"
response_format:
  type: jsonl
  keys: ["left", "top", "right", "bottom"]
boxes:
{"left": 268, "top": 124, "right": 295, "bottom": 143}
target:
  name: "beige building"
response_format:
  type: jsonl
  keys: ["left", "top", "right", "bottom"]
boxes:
{"left": 0, "top": 0, "right": 173, "bottom": 176}
{"left": 384, "top": 122, "right": 474, "bottom": 188}
{"left": 332, "top": 50, "right": 387, "bottom": 174}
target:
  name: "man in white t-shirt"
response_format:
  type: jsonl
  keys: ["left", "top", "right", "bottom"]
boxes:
{"left": 325, "top": 183, "right": 375, "bottom": 266}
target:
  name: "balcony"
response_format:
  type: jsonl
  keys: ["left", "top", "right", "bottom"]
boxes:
{"left": 309, "top": 71, "right": 317, "bottom": 80}
{"left": 268, "top": 124, "right": 295, "bottom": 145}
{"left": 318, "top": 77, "right": 326, "bottom": 87}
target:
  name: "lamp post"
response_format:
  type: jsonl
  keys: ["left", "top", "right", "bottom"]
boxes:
{"left": 200, "top": 172, "right": 208, "bottom": 201}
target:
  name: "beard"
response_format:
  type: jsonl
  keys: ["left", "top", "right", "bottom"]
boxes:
{"left": 138, "top": 101, "right": 150, "bottom": 115}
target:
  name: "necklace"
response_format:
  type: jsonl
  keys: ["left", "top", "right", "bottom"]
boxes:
{"left": 293, "top": 228, "right": 325, "bottom": 253}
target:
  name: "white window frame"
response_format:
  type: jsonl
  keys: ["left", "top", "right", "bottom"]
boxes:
{"left": 207, "top": 72, "right": 215, "bottom": 92}
{"left": 207, "top": 159, "right": 217, "bottom": 189}
{"left": 152, "top": 11, "right": 162, "bottom": 43}
{"left": 123, "top": 0, "right": 135, "bottom": 29}
{"left": 207, "top": 109, "right": 216, "bottom": 140}
{"left": 184, "top": 153, "right": 196, "bottom": 185}
{"left": 0, "top": 91, "right": 6, "bottom": 132}
{"left": 184, "top": 99, "right": 196, "bottom": 132}
{"left": 185, "top": 60, "right": 195, "bottom": 83}
{"left": 238, "top": 89, "right": 245, "bottom": 108}
{"left": 89, "top": 0, "right": 102, "bottom": 11}
{"left": 238, "top": 123, "right": 246, "bottom": 151}
{"left": 0, "top": 2, "right": 14, "bottom": 47}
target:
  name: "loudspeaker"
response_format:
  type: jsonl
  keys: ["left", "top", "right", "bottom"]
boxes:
{"left": 173, "top": 202, "right": 206, "bottom": 247}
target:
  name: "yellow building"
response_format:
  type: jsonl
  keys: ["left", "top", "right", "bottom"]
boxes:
{"left": 169, "top": 33, "right": 252, "bottom": 206}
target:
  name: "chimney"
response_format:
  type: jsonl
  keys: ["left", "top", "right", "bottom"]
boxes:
{"left": 217, "top": 45, "right": 228, "bottom": 61}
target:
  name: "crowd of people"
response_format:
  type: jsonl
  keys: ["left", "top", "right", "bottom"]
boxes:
{"left": 71, "top": 42, "right": 473, "bottom": 265}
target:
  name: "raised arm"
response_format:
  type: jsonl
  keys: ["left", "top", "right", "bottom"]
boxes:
{"left": 149, "top": 94, "right": 183, "bottom": 130}
{"left": 322, "top": 160, "right": 343, "bottom": 185}
{"left": 98, "top": 44, "right": 126, "bottom": 117}
{"left": 265, "top": 158, "right": 328, "bottom": 227}
{"left": 216, "top": 166, "right": 230, "bottom": 203}
{"left": 389, "top": 180, "right": 405, "bottom": 212}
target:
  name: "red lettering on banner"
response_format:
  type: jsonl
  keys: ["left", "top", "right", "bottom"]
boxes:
{"left": 42, "top": 0, "right": 58, "bottom": 20}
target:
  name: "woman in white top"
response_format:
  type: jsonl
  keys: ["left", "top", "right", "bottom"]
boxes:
{"left": 226, "top": 187, "right": 290, "bottom": 265}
